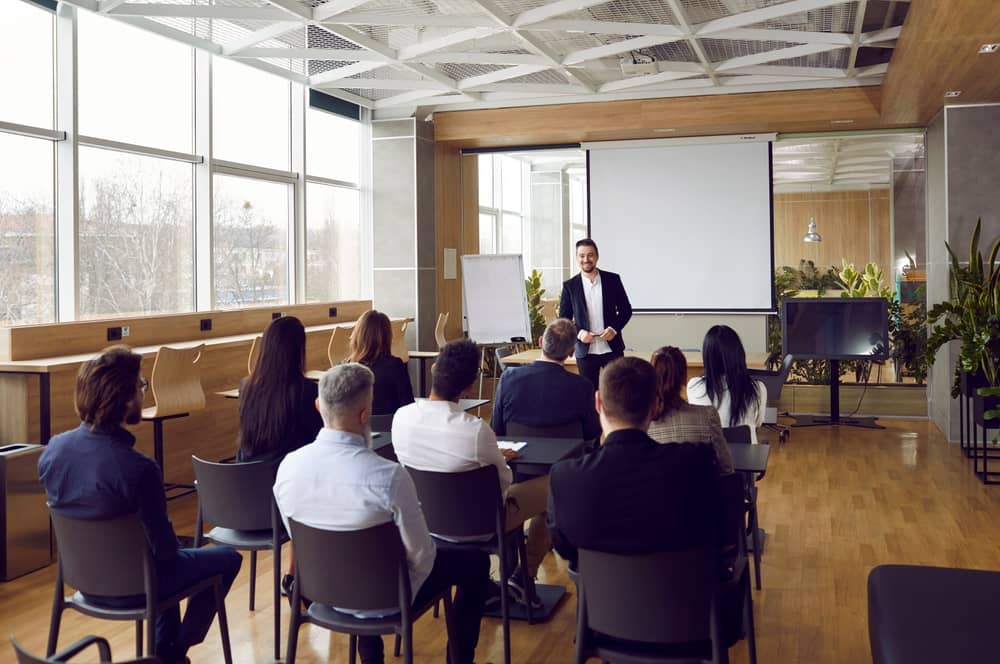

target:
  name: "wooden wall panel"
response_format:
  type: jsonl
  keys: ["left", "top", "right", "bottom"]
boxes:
{"left": 1, "top": 301, "right": 371, "bottom": 361}
{"left": 773, "top": 190, "right": 891, "bottom": 278}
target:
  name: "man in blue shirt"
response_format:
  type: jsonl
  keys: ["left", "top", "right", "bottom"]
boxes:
{"left": 38, "top": 346, "right": 242, "bottom": 664}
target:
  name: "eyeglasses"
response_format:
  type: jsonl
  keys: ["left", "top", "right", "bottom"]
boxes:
{"left": 139, "top": 378, "right": 148, "bottom": 393}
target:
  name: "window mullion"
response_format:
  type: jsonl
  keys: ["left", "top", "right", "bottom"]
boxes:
{"left": 53, "top": 4, "right": 78, "bottom": 322}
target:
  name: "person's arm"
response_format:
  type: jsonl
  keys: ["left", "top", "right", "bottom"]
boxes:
{"left": 490, "top": 372, "right": 508, "bottom": 436}
{"left": 136, "top": 458, "right": 178, "bottom": 562}
{"left": 754, "top": 380, "right": 768, "bottom": 429}
{"left": 391, "top": 467, "right": 436, "bottom": 593}
{"left": 476, "top": 422, "right": 512, "bottom": 495}
{"left": 559, "top": 282, "right": 573, "bottom": 320}
{"left": 546, "top": 482, "right": 577, "bottom": 568}
{"left": 705, "top": 407, "right": 734, "bottom": 474}
{"left": 614, "top": 273, "right": 632, "bottom": 332}
{"left": 395, "top": 358, "right": 415, "bottom": 409}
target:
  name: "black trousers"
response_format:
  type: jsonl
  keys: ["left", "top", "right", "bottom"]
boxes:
{"left": 577, "top": 351, "right": 622, "bottom": 390}
{"left": 358, "top": 548, "right": 490, "bottom": 664}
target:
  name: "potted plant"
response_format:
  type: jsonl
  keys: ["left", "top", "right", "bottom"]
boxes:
{"left": 524, "top": 268, "right": 547, "bottom": 344}
{"left": 836, "top": 260, "right": 895, "bottom": 382}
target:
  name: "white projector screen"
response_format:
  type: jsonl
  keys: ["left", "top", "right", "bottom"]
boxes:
{"left": 586, "top": 137, "right": 775, "bottom": 312}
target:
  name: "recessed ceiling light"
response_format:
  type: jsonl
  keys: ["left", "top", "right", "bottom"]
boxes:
{"left": 945, "top": 90, "right": 962, "bottom": 98}
{"left": 653, "top": 128, "right": 676, "bottom": 133}
{"left": 830, "top": 119, "right": 855, "bottom": 124}
{"left": 979, "top": 43, "right": 1000, "bottom": 54}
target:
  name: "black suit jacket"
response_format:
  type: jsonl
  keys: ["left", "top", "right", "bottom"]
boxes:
{"left": 559, "top": 270, "right": 632, "bottom": 358}
{"left": 490, "top": 360, "right": 601, "bottom": 440}
{"left": 546, "top": 428, "right": 720, "bottom": 567}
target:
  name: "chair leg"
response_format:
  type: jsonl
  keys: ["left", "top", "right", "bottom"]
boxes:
{"left": 214, "top": 578, "right": 233, "bottom": 664}
{"left": 146, "top": 611, "right": 156, "bottom": 658}
{"left": 516, "top": 533, "right": 534, "bottom": 624}
{"left": 285, "top": 605, "right": 301, "bottom": 664}
{"left": 499, "top": 549, "right": 512, "bottom": 664}
{"left": 744, "top": 570, "right": 758, "bottom": 664}
{"left": 441, "top": 591, "right": 460, "bottom": 664}
{"left": 135, "top": 621, "right": 142, "bottom": 658}
{"left": 402, "top": 621, "right": 413, "bottom": 664}
{"left": 750, "top": 509, "right": 763, "bottom": 591}
{"left": 46, "top": 585, "right": 63, "bottom": 656}
{"left": 433, "top": 599, "right": 440, "bottom": 618}
{"left": 249, "top": 550, "right": 257, "bottom": 611}
{"left": 348, "top": 634, "right": 358, "bottom": 664}
{"left": 393, "top": 633, "right": 402, "bottom": 657}
{"left": 273, "top": 542, "right": 282, "bottom": 662}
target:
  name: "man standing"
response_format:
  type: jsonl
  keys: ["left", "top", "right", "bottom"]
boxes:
{"left": 546, "top": 356, "right": 720, "bottom": 569}
{"left": 559, "top": 238, "right": 633, "bottom": 389}
{"left": 274, "top": 363, "right": 489, "bottom": 664}
{"left": 393, "top": 339, "right": 550, "bottom": 607}
{"left": 491, "top": 317, "right": 600, "bottom": 442}
{"left": 38, "top": 346, "right": 242, "bottom": 664}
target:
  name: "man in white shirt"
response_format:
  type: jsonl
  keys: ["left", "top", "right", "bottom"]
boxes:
{"left": 392, "top": 339, "right": 551, "bottom": 608}
{"left": 559, "top": 238, "right": 633, "bottom": 389}
{"left": 274, "top": 363, "right": 489, "bottom": 664}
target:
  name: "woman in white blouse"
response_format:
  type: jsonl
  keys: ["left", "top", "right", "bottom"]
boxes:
{"left": 687, "top": 325, "right": 767, "bottom": 444}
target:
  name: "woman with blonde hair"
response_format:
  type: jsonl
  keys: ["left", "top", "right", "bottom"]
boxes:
{"left": 647, "top": 345, "right": 733, "bottom": 474}
{"left": 348, "top": 309, "right": 414, "bottom": 416}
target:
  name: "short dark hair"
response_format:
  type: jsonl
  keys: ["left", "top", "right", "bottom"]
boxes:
{"left": 599, "top": 356, "right": 657, "bottom": 428}
{"left": 432, "top": 339, "right": 480, "bottom": 401}
{"left": 542, "top": 318, "right": 577, "bottom": 361}
{"left": 575, "top": 238, "right": 598, "bottom": 255}
{"left": 75, "top": 345, "right": 142, "bottom": 431}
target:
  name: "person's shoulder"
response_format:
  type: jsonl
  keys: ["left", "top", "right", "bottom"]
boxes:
{"left": 562, "top": 273, "right": 581, "bottom": 288}
{"left": 679, "top": 401, "right": 716, "bottom": 420}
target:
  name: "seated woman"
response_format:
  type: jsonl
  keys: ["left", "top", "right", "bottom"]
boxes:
{"left": 238, "top": 315, "right": 323, "bottom": 463}
{"left": 687, "top": 325, "right": 767, "bottom": 444}
{"left": 348, "top": 309, "right": 414, "bottom": 416}
{"left": 648, "top": 345, "right": 734, "bottom": 474}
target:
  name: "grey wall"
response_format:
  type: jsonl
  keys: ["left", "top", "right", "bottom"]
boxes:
{"left": 623, "top": 314, "right": 767, "bottom": 354}
{"left": 892, "top": 156, "right": 926, "bottom": 271}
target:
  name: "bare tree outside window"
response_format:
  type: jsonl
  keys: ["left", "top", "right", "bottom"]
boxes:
{"left": 305, "top": 182, "right": 361, "bottom": 303}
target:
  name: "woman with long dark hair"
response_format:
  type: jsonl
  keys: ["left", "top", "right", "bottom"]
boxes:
{"left": 348, "top": 309, "right": 414, "bottom": 416}
{"left": 238, "top": 316, "right": 323, "bottom": 462}
{"left": 687, "top": 325, "right": 767, "bottom": 444}
{"left": 648, "top": 346, "right": 733, "bottom": 473}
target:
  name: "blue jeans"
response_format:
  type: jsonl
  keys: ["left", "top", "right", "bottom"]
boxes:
{"left": 86, "top": 546, "right": 242, "bottom": 660}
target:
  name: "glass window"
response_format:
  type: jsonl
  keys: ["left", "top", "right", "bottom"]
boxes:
{"left": 78, "top": 148, "right": 194, "bottom": 317}
{"left": 307, "top": 108, "right": 360, "bottom": 183}
{"left": 478, "top": 154, "right": 493, "bottom": 208}
{"left": 500, "top": 156, "right": 522, "bottom": 213}
{"left": 479, "top": 212, "right": 496, "bottom": 254}
{"left": 305, "top": 182, "right": 362, "bottom": 302}
{"left": 502, "top": 213, "right": 522, "bottom": 254}
{"left": 214, "top": 174, "right": 290, "bottom": 308}
{"left": 213, "top": 57, "right": 290, "bottom": 170}
{"left": 0, "top": 0, "right": 53, "bottom": 129}
{"left": 77, "top": 11, "right": 193, "bottom": 152}
{"left": 0, "top": 133, "right": 55, "bottom": 325}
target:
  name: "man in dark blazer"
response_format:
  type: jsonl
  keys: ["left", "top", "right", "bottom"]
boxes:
{"left": 546, "top": 356, "right": 720, "bottom": 569}
{"left": 559, "top": 238, "right": 633, "bottom": 389}
{"left": 491, "top": 317, "right": 601, "bottom": 442}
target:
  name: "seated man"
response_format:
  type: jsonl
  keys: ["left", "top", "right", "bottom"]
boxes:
{"left": 547, "top": 356, "right": 720, "bottom": 568}
{"left": 393, "top": 339, "right": 550, "bottom": 607}
{"left": 38, "top": 346, "right": 242, "bottom": 664}
{"left": 273, "top": 363, "right": 489, "bottom": 664}
{"left": 491, "top": 317, "right": 601, "bottom": 442}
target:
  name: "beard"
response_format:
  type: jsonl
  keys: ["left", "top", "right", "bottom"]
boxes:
{"left": 580, "top": 263, "right": 596, "bottom": 273}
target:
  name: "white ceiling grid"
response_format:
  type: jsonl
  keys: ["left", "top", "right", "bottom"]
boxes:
{"left": 62, "top": 0, "right": 906, "bottom": 115}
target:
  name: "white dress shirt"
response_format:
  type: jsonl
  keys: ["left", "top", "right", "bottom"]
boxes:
{"left": 392, "top": 399, "right": 512, "bottom": 539}
{"left": 582, "top": 271, "right": 612, "bottom": 355}
{"left": 687, "top": 377, "right": 767, "bottom": 444}
{"left": 273, "top": 427, "right": 435, "bottom": 616}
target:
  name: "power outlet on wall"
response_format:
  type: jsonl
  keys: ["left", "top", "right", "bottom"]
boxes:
{"left": 329, "top": 307, "right": 337, "bottom": 318}
{"left": 121, "top": 326, "right": 130, "bottom": 337}
{"left": 200, "top": 318, "right": 212, "bottom": 331}
{"left": 272, "top": 312, "right": 284, "bottom": 320}
{"left": 106, "top": 327, "right": 122, "bottom": 341}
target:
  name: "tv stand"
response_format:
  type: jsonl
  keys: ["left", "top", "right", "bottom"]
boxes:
{"left": 791, "top": 360, "right": 884, "bottom": 429}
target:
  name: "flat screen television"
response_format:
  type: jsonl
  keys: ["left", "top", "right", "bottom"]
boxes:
{"left": 782, "top": 297, "right": 889, "bottom": 361}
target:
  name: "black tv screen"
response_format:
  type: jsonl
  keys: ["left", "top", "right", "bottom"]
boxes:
{"left": 782, "top": 297, "right": 889, "bottom": 361}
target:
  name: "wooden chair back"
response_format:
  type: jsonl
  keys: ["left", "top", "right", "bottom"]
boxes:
{"left": 327, "top": 326, "right": 353, "bottom": 367}
{"left": 390, "top": 319, "right": 409, "bottom": 363}
{"left": 540, "top": 298, "right": 559, "bottom": 324}
{"left": 247, "top": 335, "right": 262, "bottom": 375}
{"left": 434, "top": 312, "right": 449, "bottom": 349}
{"left": 145, "top": 345, "right": 206, "bottom": 418}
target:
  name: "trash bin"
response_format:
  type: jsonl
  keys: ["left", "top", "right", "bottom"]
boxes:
{"left": 0, "top": 443, "right": 51, "bottom": 581}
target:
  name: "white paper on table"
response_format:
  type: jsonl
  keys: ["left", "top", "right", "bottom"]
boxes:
{"left": 497, "top": 441, "right": 527, "bottom": 451}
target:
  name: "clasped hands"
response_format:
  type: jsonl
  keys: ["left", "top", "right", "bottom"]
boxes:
{"left": 577, "top": 327, "right": 616, "bottom": 343}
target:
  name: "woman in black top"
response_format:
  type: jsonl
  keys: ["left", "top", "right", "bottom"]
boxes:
{"left": 238, "top": 316, "right": 323, "bottom": 463}
{"left": 348, "top": 309, "right": 414, "bottom": 416}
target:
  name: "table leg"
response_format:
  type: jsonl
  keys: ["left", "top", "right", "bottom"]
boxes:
{"left": 39, "top": 373, "right": 51, "bottom": 445}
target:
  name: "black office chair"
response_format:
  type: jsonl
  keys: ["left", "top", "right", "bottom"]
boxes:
{"left": 191, "top": 456, "right": 286, "bottom": 661}
{"left": 405, "top": 465, "right": 529, "bottom": 664}
{"left": 495, "top": 346, "right": 516, "bottom": 376}
{"left": 371, "top": 413, "right": 395, "bottom": 432}
{"left": 12, "top": 636, "right": 160, "bottom": 664}
{"left": 722, "top": 425, "right": 764, "bottom": 591}
{"left": 46, "top": 509, "right": 232, "bottom": 663}
{"left": 284, "top": 519, "right": 458, "bottom": 664}
{"left": 749, "top": 353, "right": 795, "bottom": 443}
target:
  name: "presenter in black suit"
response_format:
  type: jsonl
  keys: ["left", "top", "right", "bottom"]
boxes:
{"left": 559, "top": 238, "right": 633, "bottom": 389}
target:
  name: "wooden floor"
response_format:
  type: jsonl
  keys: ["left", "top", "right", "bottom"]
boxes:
{"left": 5, "top": 419, "right": 1000, "bottom": 663}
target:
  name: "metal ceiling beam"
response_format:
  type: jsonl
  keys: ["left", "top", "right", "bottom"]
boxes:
{"left": 397, "top": 27, "right": 499, "bottom": 60}
{"left": 261, "top": 0, "right": 312, "bottom": 22}
{"left": 861, "top": 26, "right": 902, "bottom": 45}
{"left": 330, "top": 12, "right": 494, "bottom": 28}
{"left": 697, "top": 0, "right": 853, "bottom": 36}
{"left": 375, "top": 89, "right": 467, "bottom": 108}
{"left": 310, "top": 61, "right": 391, "bottom": 85}
{"left": 563, "top": 35, "right": 686, "bottom": 66}
{"left": 711, "top": 28, "right": 853, "bottom": 46}
{"left": 222, "top": 21, "right": 301, "bottom": 55}
{"left": 723, "top": 64, "right": 847, "bottom": 78}
{"left": 458, "top": 64, "right": 549, "bottom": 89}
{"left": 234, "top": 48, "right": 388, "bottom": 62}
{"left": 513, "top": 0, "right": 612, "bottom": 28}
{"left": 526, "top": 19, "right": 685, "bottom": 38}
{"left": 412, "top": 52, "right": 550, "bottom": 66}
{"left": 108, "top": 4, "right": 290, "bottom": 20}
{"left": 599, "top": 69, "right": 704, "bottom": 93}
{"left": 313, "top": 0, "right": 373, "bottom": 22}
{"left": 715, "top": 43, "right": 843, "bottom": 72}
{"left": 663, "top": 0, "right": 719, "bottom": 85}
{"left": 463, "top": 82, "right": 587, "bottom": 94}
{"left": 846, "top": 0, "right": 869, "bottom": 76}
{"left": 318, "top": 78, "right": 452, "bottom": 90}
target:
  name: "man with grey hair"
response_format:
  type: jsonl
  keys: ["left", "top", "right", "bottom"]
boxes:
{"left": 274, "top": 363, "right": 489, "bottom": 664}
{"left": 492, "top": 318, "right": 601, "bottom": 441}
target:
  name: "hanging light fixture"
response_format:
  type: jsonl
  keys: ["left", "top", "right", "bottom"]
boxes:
{"left": 803, "top": 216, "right": 822, "bottom": 243}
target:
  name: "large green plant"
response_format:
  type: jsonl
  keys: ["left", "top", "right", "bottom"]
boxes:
{"left": 925, "top": 219, "right": 1000, "bottom": 403}
{"left": 524, "top": 269, "right": 547, "bottom": 343}
{"left": 890, "top": 290, "right": 929, "bottom": 384}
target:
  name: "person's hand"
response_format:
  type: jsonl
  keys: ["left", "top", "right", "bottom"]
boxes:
{"left": 599, "top": 327, "right": 617, "bottom": 341}
{"left": 578, "top": 329, "right": 595, "bottom": 344}
{"left": 500, "top": 448, "right": 520, "bottom": 461}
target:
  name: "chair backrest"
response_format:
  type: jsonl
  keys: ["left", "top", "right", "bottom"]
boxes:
{"left": 578, "top": 545, "right": 717, "bottom": 644}
{"left": 247, "top": 335, "right": 263, "bottom": 375}
{"left": 722, "top": 425, "right": 752, "bottom": 444}
{"left": 749, "top": 353, "right": 794, "bottom": 403}
{"left": 191, "top": 456, "right": 280, "bottom": 532}
{"left": 506, "top": 420, "right": 583, "bottom": 439}
{"left": 434, "top": 312, "right": 449, "bottom": 349}
{"left": 539, "top": 298, "right": 559, "bottom": 324}
{"left": 147, "top": 344, "right": 206, "bottom": 418}
{"left": 10, "top": 636, "right": 159, "bottom": 664}
{"left": 49, "top": 509, "right": 151, "bottom": 598}
{"left": 370, "top": 413, "right": 394, "bottom": 432}
{"left": 495, "top": 346, "right": 515, "bottom": 375}
{"left": 327, "top": 326, "right": 353, "bottom": 367}
{"left": 390, "top": 319, "right": 409, "bottom": 363}
{"left": 405, "top": 465, "right": 503, "bottom": 539}
{"left": 718, "top": 471, "right": 747, "bottom": 555}
{"left": 289, "top": 519, "right": 408, "bottom": 611}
